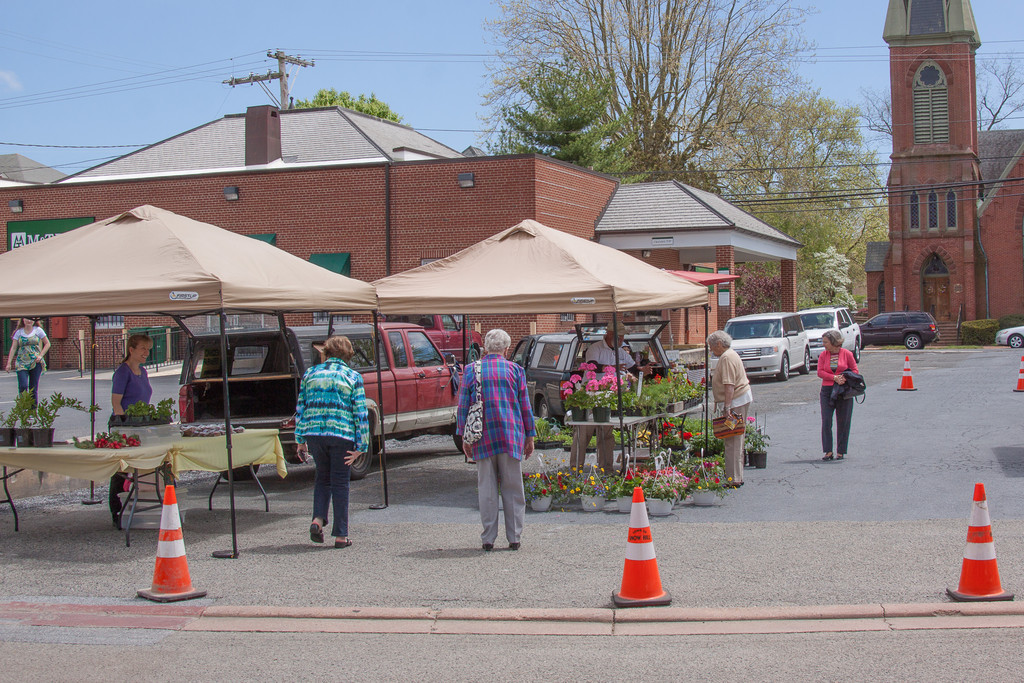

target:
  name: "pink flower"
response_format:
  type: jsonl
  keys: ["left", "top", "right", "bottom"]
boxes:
{"left": 569, "top": 374, "right": 582, "bottom": 384}
{"left": 747, "top": 416, "right": 755, "bottom": 422}
{"left": 584, "top": 370, "right": 597, "bottom": 381}
{"left": 586, "top": 379, "right": 600, "bottom": 392}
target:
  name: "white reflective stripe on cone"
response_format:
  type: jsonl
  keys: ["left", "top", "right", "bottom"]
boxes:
{"left": 625, "top": 542, "right": 657, "bottom": 562}
{"left": 629, "top": 503, "right": 650, "bottom": 528}
{"left": 160, "top": 504, "right": 182, "bottom": 531}
{"left": 156, "top": 539, "right": 187, "bottom": 559}
{"left": 969, "top": 501, "right": 991, "bottom": 527}
{"left": 964, "top": 542, "right": 998, "bottom": 562}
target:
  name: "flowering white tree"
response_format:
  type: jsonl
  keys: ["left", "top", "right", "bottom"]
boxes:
{"left": 799, "top": 246, "right": 856, "bottom": 310}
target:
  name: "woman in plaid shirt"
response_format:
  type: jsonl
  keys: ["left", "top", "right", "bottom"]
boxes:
{"left": 295, "top": 336, "right": 370, "bottom": 549}
{"left": 457, "top": 329, "right": 536, "bottom": 551}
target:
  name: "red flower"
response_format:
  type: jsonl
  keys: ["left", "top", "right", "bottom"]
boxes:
{"left": 682, "top": 431, "right": 693, "bottom": 440}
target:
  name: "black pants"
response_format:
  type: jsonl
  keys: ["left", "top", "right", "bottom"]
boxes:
{"left": 819, "top": 385, "right": 854, "bottom": 455}
{"left": 108, "top": 414, "right": 128, "bottom": 523}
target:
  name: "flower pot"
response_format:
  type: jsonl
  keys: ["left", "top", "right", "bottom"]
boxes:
{"left": 14, "top": 428, "right": 32, "bottom": 448}
{"left": 749, "top": 451, "right": 767, "bottom": 469}
{"left": 580, "top": 494, "right": 604, "bottom": 512}
{"left": 591, "top": 406, "right": 611, "bottom": 423}
{"left": 29, "top": 427, "right": 55, "bottom": 447}
{"left": 616, "top": 496, "right": 634, "bottom": 513}
{"left": 647, "top": 498, "right": 674, "bottom": 516}
{"left": 691, "top": 490, "right": 718, "bottom": 506}
{"left": 529, "top": 496, "right": 553, "bottom": 512}
{"left": 534, "top": 440, "right": 561, "bottom": 450}
{"left": 0, "top": 428, "right": 14, "bottom": 448}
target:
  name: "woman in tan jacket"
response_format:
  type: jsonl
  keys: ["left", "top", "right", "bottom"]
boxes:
{"left": 708, "top": 330, "right": 752, "bottom": 487}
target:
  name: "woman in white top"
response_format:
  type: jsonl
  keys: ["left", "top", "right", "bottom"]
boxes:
{"left": 4, "top": 318, "right": 50, "bottom": 404}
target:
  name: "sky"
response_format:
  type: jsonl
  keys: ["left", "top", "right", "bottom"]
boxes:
{"left": 2, "top": 1, "right": 1023, "bottom": 177}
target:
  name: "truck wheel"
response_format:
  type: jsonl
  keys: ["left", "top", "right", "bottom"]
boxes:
{"left": 453, "top": 432, "right": 464, "bottom": 454}
{"left": 797, "top": 348, "right": 810, "bottom": 374}
{"left": 904, "top": 333, "right": 922, "bottom": 350}
{"left": 853, "top": 338, "right": 861, "bottom": 362}
{"left": 349, "top": 439, "right": 378, "bottom": 481}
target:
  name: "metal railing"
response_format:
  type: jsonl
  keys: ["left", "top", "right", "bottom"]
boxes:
{"left": 73, "top": 327, "right": 189, "bottom": 376}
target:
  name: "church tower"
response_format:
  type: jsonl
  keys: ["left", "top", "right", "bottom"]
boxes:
{"left": 882, "top": 0, "right": 982, "bottom": 320}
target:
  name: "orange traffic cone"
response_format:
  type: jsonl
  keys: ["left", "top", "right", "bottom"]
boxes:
{"left": 612, "top": 487, "right": 671, "bottom": 608}
{"left": 947, "top": 483, "right": 1014, "bottom": 602}
{"left": 137, "top": 485, "right": 207, "bottom": 603}
{"left": 897, "top": 355, "right": 917, "bottom": 391}
{"left": 1014, "top": 356, "right": 1024, "bottom": 392}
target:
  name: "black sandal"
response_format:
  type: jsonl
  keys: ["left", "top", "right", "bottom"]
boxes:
{"left": 334, "top": 539, "right": 353, "bottom": 549}
{"left": 836, "top": 454, "right": 845, "bottom": 460}
{"left": 310, "top": 522, "right": 324, "bottom": 544}
{"left": 821, "top": 453, "right": 834, "bottom": 461}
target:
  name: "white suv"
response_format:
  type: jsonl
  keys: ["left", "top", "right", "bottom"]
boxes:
{"left": 719, "top": 312, "right": 810, "bottom": 382}
{"left": 798, "top": 306, "right": 861, "bottom": 368}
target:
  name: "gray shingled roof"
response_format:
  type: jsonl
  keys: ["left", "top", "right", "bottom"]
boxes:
{"left": 66, "top": 107, "right": 462, "bottom": 180}
{"left": 865, "top": 241, "right": 890, "bottom": 272}
{"left": 596, "top": 180, "right": 800, "bottom": 246}
{"left": 0, "top": 154, "right": 65, "bottom": 184}
{"left": 978, "top": 129, "right": 1024, "bottom": 187}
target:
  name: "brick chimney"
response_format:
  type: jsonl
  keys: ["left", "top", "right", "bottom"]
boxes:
{"left": 245, "top": 105, "right": 282, "bottom": 166}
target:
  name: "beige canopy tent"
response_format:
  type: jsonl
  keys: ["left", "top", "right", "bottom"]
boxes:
{"left": 0, "top": 205, "right": 378, "bottom": 557}
{"left": 373, "top": 219, "right": 708, "bottom": 313}
{"left": 0, "top": 205, "right": 377, "bottom": 316}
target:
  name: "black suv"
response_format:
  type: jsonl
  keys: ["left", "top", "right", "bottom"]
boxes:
{"left": 859, "top": 311, "right": 939, "bottom": 349}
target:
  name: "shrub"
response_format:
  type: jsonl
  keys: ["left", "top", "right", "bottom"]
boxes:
{"left": 997, "top": 314, "right": 1024, "bottom": 330}
{"left": 960, "top": 319, "right": 1000, "bottom": 345}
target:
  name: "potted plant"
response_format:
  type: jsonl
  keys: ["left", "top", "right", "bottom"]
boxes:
{"left": 686, "top": 457, "right": 730, "bottom": 505}
{"left": 560, "top": 366, "right": 596, "bottom": 421}
{"left": 744, "top": 418, "right": 770, "bottom": 469}
{"left": 523, "top": 472, "right": 555, "bottom": 512}
{"left": 124, "top": 398, "right": 177, "bottom": 426}
{"left": 577, "top": 467, "right": 609, "bottom": 512}
{"left": 33, "top": 392, "right": 88, "bottom": 447}
{"left": 641, "top": 470, "right": 684, "bottom": 516}
{"left": 9, "top": 390, "right": 37, "bottom": 447}
{"left": 0, "top": 405, "right": 13, "bottom": 447}
{"left": 533, "top": 418, "right": 563, "bottom": 450}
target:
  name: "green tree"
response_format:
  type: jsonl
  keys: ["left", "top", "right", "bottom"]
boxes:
{"left": 486, "top": 0, "right": 809, "bottom": 184}
{"left": 492, "top": 63, "right": 631, "bottom": 174}
{"left": 294, "top": 88, "right": 402, "bottom": 122}
{"left": 799, "top": 246, "right": 856, "bottom": 310}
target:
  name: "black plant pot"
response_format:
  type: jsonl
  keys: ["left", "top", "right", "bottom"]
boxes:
{"left": 30, "top": 428, "right": 55, "bottom": 447}
{"left": 749, "top": 451, "right": 767, "bottom": 469}
{"left": 14, "top": 428, "right": 33, "bottom": 447}
{"left": 0, "top": 428, "right": 14, "bottom": 447}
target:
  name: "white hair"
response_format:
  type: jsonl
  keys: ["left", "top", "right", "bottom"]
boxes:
{"left": 484, "top": 328, "right": 512, "bottom": 354}
{"left": 707, "top": 330, "right": 732, "bottom": 349}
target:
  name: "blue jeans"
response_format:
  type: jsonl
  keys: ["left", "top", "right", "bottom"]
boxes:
{"left": 820, "top": 385, "right": 854, "bottom": 455}
{"left": 16, "top": 364, "right": 42, "bottom": 404}
{"left": 308, "top": 435, "right": 353, "bottom": 538}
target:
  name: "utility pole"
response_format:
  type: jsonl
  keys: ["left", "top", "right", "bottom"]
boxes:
{"left": 223, "top": 50, "right": 314, "bottom": 109}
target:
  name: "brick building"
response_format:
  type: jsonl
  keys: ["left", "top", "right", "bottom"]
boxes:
{"left": 869, "top": 0, "right": 1024, "bottom": 324}
{"left": 1, "top": 105, "right": 798, "bottom": 368}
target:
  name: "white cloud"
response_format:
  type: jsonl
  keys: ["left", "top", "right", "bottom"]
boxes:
{"left": 0, "top": 71, "right": 23, "bottom": 91}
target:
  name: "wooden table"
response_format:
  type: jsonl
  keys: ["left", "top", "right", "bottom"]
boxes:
{"left": 564, "top": 403, "right": 705, "bottom": 471}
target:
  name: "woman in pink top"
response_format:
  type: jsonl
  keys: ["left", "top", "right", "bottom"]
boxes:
{"left": 817, "top": 329, "right": 858, "bottom": 461}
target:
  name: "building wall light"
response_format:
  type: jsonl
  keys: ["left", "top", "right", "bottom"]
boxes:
{"left": 8, "top": 199, "right": 24, "bottom": 213}
{"left": 457, "top": 172, "right": 475, "bottom": 189}
{"left": 641, "top": 249, "right": 651, "bottom": 258}
{"left": 223, "top": 186, "right": 240, "bottom": 201}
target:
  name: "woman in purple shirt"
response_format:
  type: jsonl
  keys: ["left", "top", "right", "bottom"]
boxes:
{"left": 108, "top": 334, "right": 153, "bottom": 525}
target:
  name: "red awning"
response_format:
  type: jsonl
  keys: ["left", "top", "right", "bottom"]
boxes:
{"left": 666, "top": 270, "right": 741, "bottom": 286}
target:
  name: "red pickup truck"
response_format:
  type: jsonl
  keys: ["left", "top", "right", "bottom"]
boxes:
{"left": 177, "top": 321, "right": 460, "bottom": 479}
{"left": 383, "top": 314, "right": 483, "bottom": 362}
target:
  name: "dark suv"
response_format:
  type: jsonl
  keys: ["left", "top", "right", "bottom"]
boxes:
{"left": 859, "top": 311, "right": 939, "bottom": 349}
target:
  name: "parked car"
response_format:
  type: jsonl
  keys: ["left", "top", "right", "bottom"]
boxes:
{"left": 995, "top": 325, "right": 1024, "bottom": 349}
{"left": 798, "top": 306, "right": 862, "bottom": 366}
{"left": 382, "top": 314, "right": 483, "bottom": 362}
{"left": 510, "top": 321, "right": 675, "bottom": 419}
{"left": 718, "top": 312, "right": 810, "bottom": 381}
{"left": 176, "top": 320, "right": 460, "bottom": 479}
{"left": 859, "top": 311, "right": 938, "bottom": 350}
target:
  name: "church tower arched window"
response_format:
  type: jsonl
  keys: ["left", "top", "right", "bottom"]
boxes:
{"left": 928, "top": 190, "right": 939, "bottom": 229}
{"left": 909, "top": 191, "right": 920, "bottom": 230}
{"left": 946, "top": 190, "right": 957, "bottom": 229}
{"left": 913, "top": 62, "right": 949, "bottom": 144}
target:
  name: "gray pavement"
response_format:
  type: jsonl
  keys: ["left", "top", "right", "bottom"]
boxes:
{"left": 3, "top": 349, "right": 1024, "bottom": 679}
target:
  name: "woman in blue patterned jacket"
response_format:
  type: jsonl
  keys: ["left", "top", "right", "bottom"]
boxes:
{"left": 295, "top": 335, "right": 370, "bottom": 549}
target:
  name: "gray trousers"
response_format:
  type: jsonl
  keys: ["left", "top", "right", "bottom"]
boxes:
{"left": 721, "top": 402, "right": 750, "bottom": 485}
{"left": 477, "top": 453, "right": 525, "bottom": 545}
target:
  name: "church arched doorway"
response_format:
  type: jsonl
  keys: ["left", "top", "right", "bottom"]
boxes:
{"left": 921, "top": 253, "right": 950, "bottom": 320}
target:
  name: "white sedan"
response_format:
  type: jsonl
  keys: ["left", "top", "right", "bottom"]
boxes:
{"left": 995, "top": 325, "right": 1024, "bottom": 349}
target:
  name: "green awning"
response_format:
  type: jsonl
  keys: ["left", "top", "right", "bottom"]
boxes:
{"left": 310, "top": 252, "right": 351, "bottom": 277}
{"left": 248, "top": 233, "right": 277, "bottom": 245}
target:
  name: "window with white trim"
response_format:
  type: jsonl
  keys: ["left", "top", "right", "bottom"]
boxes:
{"left": 96, "top": 315, "right": 124, "bottom": 330}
